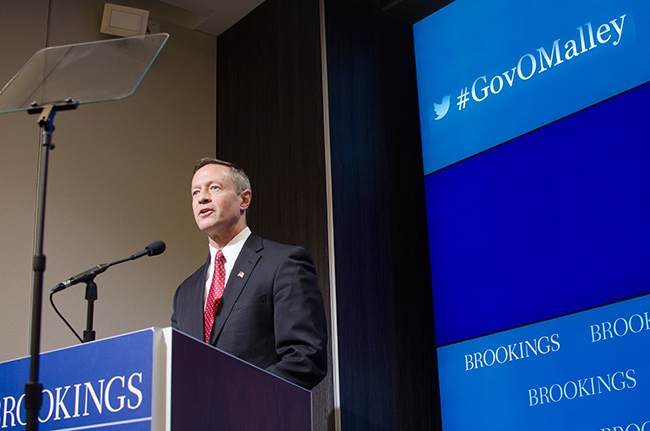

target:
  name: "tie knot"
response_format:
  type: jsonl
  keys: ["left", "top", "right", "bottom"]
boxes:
{"left": 216, "top": 250, "right": 226, "bottom": 265}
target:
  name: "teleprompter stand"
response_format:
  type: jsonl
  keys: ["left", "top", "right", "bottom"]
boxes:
{"left": 0, "top": 33, "right": 169, "bottom": 431}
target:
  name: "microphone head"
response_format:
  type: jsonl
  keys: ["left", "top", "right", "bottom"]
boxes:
{"left": 145, "top": 240, "right": 166, "bottom": 256}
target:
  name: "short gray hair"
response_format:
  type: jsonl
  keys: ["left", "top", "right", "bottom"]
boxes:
{"left": 193, "top": 157, "right": 251, "bottom": 194}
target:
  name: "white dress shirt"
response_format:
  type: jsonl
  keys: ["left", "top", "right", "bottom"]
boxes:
{"left": 204, "top": 226, "right": 252, "bottom": 308}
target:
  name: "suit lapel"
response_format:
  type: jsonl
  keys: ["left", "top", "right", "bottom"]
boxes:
{"left": 209, "top": 234, "right": 263, "bottom": 344}
{"left": 189, "top": 255, "right": 210, "bottom": 340}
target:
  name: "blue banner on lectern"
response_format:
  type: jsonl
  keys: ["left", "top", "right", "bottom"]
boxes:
{"left": 437, "top": 294, "right": 650, "bottom": 431}
{"left": 0, "top": 329, "right": 155, "bottom": 430}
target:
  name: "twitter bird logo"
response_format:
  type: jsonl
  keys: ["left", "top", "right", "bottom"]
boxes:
{"left": 433, "top": 95, "right": 451, "bottom": 120}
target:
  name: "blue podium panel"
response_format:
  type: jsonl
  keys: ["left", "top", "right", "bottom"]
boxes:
{"left": 0, "top": 329, "right": 158, "bottom": 430}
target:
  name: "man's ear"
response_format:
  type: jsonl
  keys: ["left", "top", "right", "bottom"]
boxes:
{"left": 240, "top": 189, "right": 252, "bottom": 211}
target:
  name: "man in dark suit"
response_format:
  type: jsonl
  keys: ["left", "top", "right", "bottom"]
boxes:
{"left": 171, "top": 158, "right": 327, "bottom": 390}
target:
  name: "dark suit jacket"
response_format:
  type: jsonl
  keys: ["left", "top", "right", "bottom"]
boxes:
{"left": 171, "top": 233, "right": 328, "bottom": 389}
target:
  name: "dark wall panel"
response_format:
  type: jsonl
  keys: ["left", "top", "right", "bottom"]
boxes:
{"left": 216, "top": 0, "right": 334, "bottom": 429}
{"left": 217, "top": 0, "right": 440, "bottom": 429}
{"left": 324, "top": 0, "right": 441, "bottom": 429}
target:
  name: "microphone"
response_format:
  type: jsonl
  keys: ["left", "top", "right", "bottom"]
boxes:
{"left": 51, "top": 240, "right": 166, "bottom": 294}
{"left": 129, "top": 240, "right": 166, "bottom": 259}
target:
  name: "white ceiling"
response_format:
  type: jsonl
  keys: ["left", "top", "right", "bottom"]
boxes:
{"left": 151, "top": 0, "right": 266, "bottom": 36}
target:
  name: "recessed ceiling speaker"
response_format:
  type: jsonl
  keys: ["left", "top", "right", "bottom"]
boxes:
{"left": 100, "top": 3, "right": 149, "bottom": 37}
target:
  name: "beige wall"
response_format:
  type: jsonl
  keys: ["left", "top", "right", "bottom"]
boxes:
{"left": 0, "top": 0, "right": 216, "bottom": 361}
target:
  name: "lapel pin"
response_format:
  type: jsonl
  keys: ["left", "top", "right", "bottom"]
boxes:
{"left": 237, "top": 271, "right": 245, "bottom": 278}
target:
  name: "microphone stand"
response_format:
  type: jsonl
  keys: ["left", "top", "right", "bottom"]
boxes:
{"left": 49, "top": 241, "right": 165, "bottom": 344}
{"left": 83, "top": 278, "right": 98, "bottom": 343}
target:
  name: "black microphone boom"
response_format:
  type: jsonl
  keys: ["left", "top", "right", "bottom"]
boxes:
{"left": 52, "top": 264, "right": 109, "bottom": 292}
{"left": 51, "top": 240, "right": 166, "bottom": 293}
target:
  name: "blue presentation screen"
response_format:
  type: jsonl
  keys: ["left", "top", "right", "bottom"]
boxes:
{"left": 414, "top": 0, "right": 650, "bottom": 429}
{"left": 415, "top": 0, "right": 650, "bottom": 175}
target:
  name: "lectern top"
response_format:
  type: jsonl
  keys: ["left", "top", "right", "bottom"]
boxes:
{"left": 0, "top": 33, "right": 169, "bottom": 114}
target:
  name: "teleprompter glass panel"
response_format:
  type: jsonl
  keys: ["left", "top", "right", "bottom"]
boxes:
{"left": 0, "top": 33, "right": 169, "bottom": 114}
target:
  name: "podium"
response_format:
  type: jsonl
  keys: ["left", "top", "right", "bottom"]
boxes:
{"left": 0, "top": 328, "right": 312, "bottom": 430}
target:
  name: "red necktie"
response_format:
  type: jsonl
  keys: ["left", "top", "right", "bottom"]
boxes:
{"left": 204, "top": 250, "right": 226, "bottom": 343}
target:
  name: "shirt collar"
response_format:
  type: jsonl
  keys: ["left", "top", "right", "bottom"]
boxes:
{"left": 208, "top": 226, "right": 251, "bottom": 265}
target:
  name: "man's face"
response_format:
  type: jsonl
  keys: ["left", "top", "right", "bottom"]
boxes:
{"left": 191, "top": 163, "right": 249, "bottom": 241}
